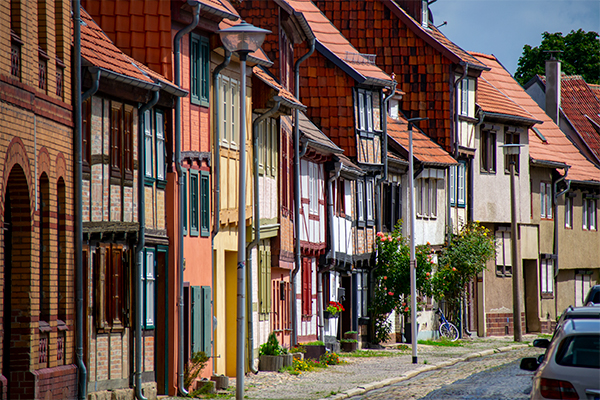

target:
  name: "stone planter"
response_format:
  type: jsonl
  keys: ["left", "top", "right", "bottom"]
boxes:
{"left": 343, "top": 332, "right": 358, "bottom": 341}
{"left": 341, "top": 341, "right": 358, "bottom": 352}
{"left": 291, "top": 352, "right": 304, "bottom": 361}
{"left": 195, "top": 379, "right": 215, "bottom": 394}
{"left": 259, "top": 355, "right": 284, "bottom": 371}
{"left": 282, "top": 353, "right": 293, "bottom": 368}
{"left": 210, "top": 375, "right": 229, "bottom": 390}
{"left": 304, "top": 345, "right": 327, "bottom": 360}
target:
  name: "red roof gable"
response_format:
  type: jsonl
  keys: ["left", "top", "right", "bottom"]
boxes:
{"left": 471, "top": 52, "right": 600, "bottom": 183}
{"left": 387, "top": 115, "right": 456, "bottom": 165}
{"left": 279, "top": 0, "right": 393, "bottom": 85}
{"left": 477, "top": 76, "right": 538, "bottom": 122}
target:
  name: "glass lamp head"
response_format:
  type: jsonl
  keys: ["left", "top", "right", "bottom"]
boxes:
{"left": 217, "top": 21, "right": 270, "bottom": 54}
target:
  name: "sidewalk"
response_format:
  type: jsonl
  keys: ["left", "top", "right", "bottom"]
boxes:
{"left": 167, "top": 334, "right": 538, "bottom": 400}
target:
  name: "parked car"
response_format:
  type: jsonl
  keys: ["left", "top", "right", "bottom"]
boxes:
{"left": 584, "top": 285, "right": 600, "bottom": 306}
{"left": 521, "top": 319, "right": 600, "bottom": 399}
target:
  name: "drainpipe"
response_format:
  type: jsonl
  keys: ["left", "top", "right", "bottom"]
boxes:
{"left": 73, "top": 2, "right": 87, "bottom": 398}
{"left": 134, "top": 89, "right": 160, "bottom": 400}
{"left": 174, "top": 1, "right": 201, "bottom": 395}
{"left": 247, "top": 98, "right": 281, "bottom": 373}
{"left": 322, "top": 162, "right": 341, "bottom": 341}
{"left": 377, "top": 78, "right": 397, "bottom": 232}
{"left": 82, "top": 68, "right": 100, "bottom": 102}
{"left": 292, "top": 38, "right": 315, "bottom": 345}
{"left": 553, "top": 166, "right": 570, "bottom": 307}
{"left": 211, "top": 50, "right": 231, "bottom": 375}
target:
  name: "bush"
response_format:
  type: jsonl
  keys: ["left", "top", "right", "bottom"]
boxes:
{"left": 184, "top": 351, "right": 209, "bottom": 393}
{"left": 259, "top": 332, "right": 284, "bottom": 356}
{"left": 320, "top": 352, "right": 342, "bottom": 365}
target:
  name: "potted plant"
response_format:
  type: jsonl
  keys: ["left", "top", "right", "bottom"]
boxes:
{"left": 343, "top": 330, "right": 358, "bottom": 341}
{"left": 324, "top": 301, "right": 345, "bottom": 319}
{"left": 259, "top": 332, "right": 289, "bottom": 371}
{"left": 302, "top": 340, "right": 327, "bottom": 360}
{"left": 290, "top": 345, "right": 306, "bottom": 361}
{"left": 340, "top": 338, "right": 358, "bottom": 352}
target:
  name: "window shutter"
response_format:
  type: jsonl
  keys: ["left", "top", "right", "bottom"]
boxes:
{"left": 191, "top": 286, "right": 203, "bottom": 353}
{"left": 111, "top": 248, "right": 122, "bottom": 324}
{"left": 271, "top": 119, "right": 277, "bottom": 177}
{"left": 258, "top": 120, "right": 264, "bottom": 175}
{"left": 95, "top": 248, "right": 106, "bottom": 329}
{"left": 267, "top": 250, "right": 272, "bottom": 312}
{"left": 156, "top": 111, "right": 165, "bottom": 180}
{"left": 259, "top": 249, "right": 266, "bottom": 315}
{"left": 200, "top": 38, "right": 210, "bottom": 104}
{"left": 201, "top": 286, "right": 212, "bottom": 354}
{"left": 200, "top": 172, "right": 209, "bottom": 237}
{"left": 191, "top": 37, "right": 199, "bottom": 101}
{"left": 183, "top": 170, "right": 188, "bottom": 235}
{"left": 546, "top": 183, "right": 552, "bottom": 219}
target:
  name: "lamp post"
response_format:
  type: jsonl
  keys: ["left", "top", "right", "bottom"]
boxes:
{"left": 218, "top": 21, "right": 269, "bottom": 400}
{"left": 501, "top": 144, "right": 524, "bottom": 342}
{"left": 407, "top": 117, "right": 427, "bottom": 364}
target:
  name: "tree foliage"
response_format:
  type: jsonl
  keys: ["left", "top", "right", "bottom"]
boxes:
{"left": 515, "top": 29, "right": 600, "bottom": 86}
{"left": 371, "top": 224, "right": 434, "bottom": 343}
{"left": 431, "top": 222, "right": 496, "bottom": 321}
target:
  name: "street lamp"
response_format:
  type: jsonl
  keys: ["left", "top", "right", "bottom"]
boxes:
{"left": 501, "top": 143, "right": 524, "bottom": 342}
{"left": 407, "top": 117, "right": 427, "bottom": 364}
{"left": 217, "top": 21, "right": 269, "bottom": 400}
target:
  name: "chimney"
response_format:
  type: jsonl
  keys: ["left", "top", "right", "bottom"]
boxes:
{"left": 545, "top": 51, "right": 562, "bottom": 125}
{"left": 396, "top": 0, "right": 430, "bottom": 27}
{"left": 421, "top": 0, "right": 429, "bottom": 27}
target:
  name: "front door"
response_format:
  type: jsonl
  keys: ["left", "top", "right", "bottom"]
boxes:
{"left": 523, "top": 259, "right": 540, "bottom": 332}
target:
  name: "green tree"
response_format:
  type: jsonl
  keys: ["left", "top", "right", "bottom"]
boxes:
{"left": 371, "top": 224, "right": 434, "bottom": 343}
{"left": 432, "top": 222, "right": 496, "bottom": 322}
{"left": 515, "top": 29, "right": 600, "bottom": 86}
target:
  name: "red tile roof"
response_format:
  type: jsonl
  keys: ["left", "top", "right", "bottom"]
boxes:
{"left": 279, "top": 0, "right": 394, "bottom": 86}
{"left": 557, "top": 76, "right": 600, "bottom": 163}
{"left": 477, "top": 76, "right": 538, "bottom": 122}
{"left": 80, "top": 7, "right": 156, "bottom": 85}
{"left": 387, "top": 115, "right": 456, "bottom": 165}
{"left": 381, "top": 0, "right": 488, "bottom": 71}
{"left": 252, "top": 66, "right": 305, "bottom": 110}
{"left": 471, "top": 52, "right": 600, "bottom": 183}
{"left": 589, "top": 83, "right": 600, "bottom": 100}
{"left": 198, "top": 0, "right": 239, "bottom": 20}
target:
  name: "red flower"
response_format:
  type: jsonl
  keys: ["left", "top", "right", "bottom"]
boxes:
{"left": 388, "top": 291, "right": 394, "bottom": 296}
{"left": 383, "top": 276, "right": 387, "bottom": 280}
{"left": 452, "top": 267, "right": 457, "bottom": 272}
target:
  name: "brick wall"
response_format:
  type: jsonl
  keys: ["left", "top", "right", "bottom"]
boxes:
{"left": 485, "top": 312, "right": 526, "bottom": 337}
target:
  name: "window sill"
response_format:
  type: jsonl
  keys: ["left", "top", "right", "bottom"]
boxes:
{"left": 144, "top": 176, "right": 156, "bottom": 186}
{"left": 156, "top": 179, "right": 167, "bottom": 189}
{"left": 541, "top": 293, "right": 554, "bottom": 299}
{"left": 480, "top": 169, "right": 496, "bottom": 175}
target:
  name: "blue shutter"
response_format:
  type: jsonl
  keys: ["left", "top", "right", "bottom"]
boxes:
{"left": 191, "top": 286, "right": 202, "bottom": 353}
{"left": 201, "top": 286, "right": 212, "bottom": 355}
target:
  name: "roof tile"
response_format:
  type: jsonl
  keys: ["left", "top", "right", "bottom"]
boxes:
{"left": 477, "top": 76, "right": 536, "bottom": 120}
{"left": 471, "top": 52, "right": 600, "bottom": 183}
{"left": 252, "top": 66, "right": 305, "bottom": 110}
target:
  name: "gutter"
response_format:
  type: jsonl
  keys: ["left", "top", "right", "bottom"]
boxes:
{"left": 80, "top": 63, "right": 160, "bottom": 91}
{"left": 292, "top": 37, "right": 315, "bottom": 345}
{"left": 210, "top": 50, "right": 231, "bottom": 375}
{"left": 82, "top": 67, "right": 100, "bottom": 101}
{"left": 173, "top": 1, "right": 201, "bottom": 395}
{"left": 247, "top": 97, "right": 282, "bottom": 373}
{"left": 135, "top": 89, "right": 160, "bottom": 400}
{"left": 74, "top": 2, "right": 87, "bottom": 398}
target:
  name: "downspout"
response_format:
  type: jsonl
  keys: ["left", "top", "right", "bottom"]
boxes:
{"left": 553, "top": 166, "right": 570, "bottom": 312}
{"left": 322, "top": 162, "right": 342, "bottom": 342}
{"left": 135, "top": 89, "right": 160, "bottom": 400}
{"left": 74, "top": 1, "right": 87, "bottom": 398}
{"left": 174, "top": 1, "right": 200, "bottom": 395}
{"left": 82, "top": 68, "right": 100, "bottom": 102}
{"left": 377, "top": 79, "right": 397, "bottom": 232}
{"left": 452, "top": 63, "right": 468, "bottom": 241}
{"left": 247, "top": 98, "right": 281, "bottom": 373}
{"left": 211, "top": 50, "right": 231, "bottom": 375}
{"left": 292, "top": 38, "right": 315, "bottom": 345}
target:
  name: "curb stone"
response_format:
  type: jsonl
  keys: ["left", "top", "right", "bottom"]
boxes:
{"left": 316, "top": 344, "right": 530, "bottom": 400}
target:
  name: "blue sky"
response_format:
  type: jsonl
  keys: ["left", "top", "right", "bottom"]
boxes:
{"left": 429, "top": 0, "right": 600, "bottom": 75}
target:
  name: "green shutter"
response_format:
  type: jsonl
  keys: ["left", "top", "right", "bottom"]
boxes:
{"left": 183, "top": 170, "right": 188, "bottom": 235}
{"left": 200, "top": 171, "right": 209, "bottom": 237}
{"left": 267, "top": 249, "right": 272, "bottom": 312}
{"left": 191, "top": 286, "right": 202, "bottom": 353}
{"left": 200, "top": 38, "right": 210, "bottom": 105}
{"left": 191, "top": 36, "right": 199, "bottom": 103}
{"left": 190, "top": 170, "right": 199, "bottom": 236}
{"left": 201, "top": 286, "right": 211, "bottom": 355}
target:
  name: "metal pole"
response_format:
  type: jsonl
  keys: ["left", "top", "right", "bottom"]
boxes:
{"left": 408, "top": 121, "right": 417, "bottom": 364}
{"left": 510, "top": 159, "right": 523, "bottom": 342}
{"left": 236, "top": 53, "right": 248, "bottom": 400}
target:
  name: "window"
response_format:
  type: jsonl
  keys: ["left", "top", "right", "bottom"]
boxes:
{"left": 357, "top": 180, "right": 365, "bottom": 222}
{"left": 280, "top": 29, "right": 293, "bottom": 89}
{"left": 309, "top": 163, "right": 318, "bottom": 214}
{"left": 495, "top": 229, "right": 512, "bottom": 276}
{"left": 357, "top": 271, "right": 368, "bottom": 319}
{"left": 366, "top": 178, "right": 374, "bottom": 222}
{"left": 540, "top": 255, "right": 554, "bottom": 296}
{"left": 258, "top": 118, "right": 278, "bottom": 177}
{"left": 382, "top": 182, "right": 401, "bottom": 231}
{"left": 143, "top": 249, "right": 156, "bottom": 328}
{"left": 541, "top": 182, "right": 553, "bottom": 219}
{"left": 460, "top": 78, "right": 469, "bottom": 116}
{"left": 575, "top": 271, "right": 592, "bottom": 307}
{"left": 417, "top": 178, "right": 437, "bottom": 218}
{"left": 357, "top": 89, "right": 375, "bottom": 132}
{"left": 449, "top": 166, "right": 455, "bottom": 205}
{"left": 565, "top": 195, "right": 573, "bottom": 228}
{"left": 301, "top": 258, "right": 312, "bottom": 316}
{"left": 504, "top": 131, "right": 520, "bottom": 174}
{"left": 200, "top": 171, "right": 210, "bottom": 237}
{"left": 156, "top": 111, "right": 166, "bottom": 181}
{"left": 82, "top": 98, "right": 91, "bottom": 172}
{"left": 189, "top": 169, "right": 199, "bottom": 236}
{"left": 191, "top": 34, "right": 210, "bottom": 106}
{"left": 258, "top": 241, "right": 272, "bottom": 318}
{"left": 144, "top": 110, "right": 153, "bottom": 178}
{"left": 94, "top": 245, "right": 125, "bottom": 329}
{"left": 219, "top": 76, "right": 239, "bottom": 148}
{"left": 583, "top": 197, "right": 598, "bottom": 230}
{"left": 555, "top": 335, "right": 600, "bottom": 369}
{"left": 336, "top": 179, "right": 346, "bottom": 216}
{"left": 123, "top": 109, "right": 134, "bottom": 180}
{"left": 110, "top": 106, "right": 122, "bottom": 177}
{"left": 480, "top": 131, "right": 496, "bottom": 173}
{"left": 183, "top": 169, "right": 188, "bottom": 235}
{"left": 457, "top": 161, "right": 466, "bottom": 207}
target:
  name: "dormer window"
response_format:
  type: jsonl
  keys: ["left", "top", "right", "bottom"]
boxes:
{"left": 357, "top": 89, "right": 378, "bottom": 133}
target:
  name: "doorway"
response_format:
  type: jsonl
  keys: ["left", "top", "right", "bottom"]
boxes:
{"left": 225, "top": 251, "right": 237, "bottom": 377}
{"left": 523, "top": 259, "right": 541, "bottom": 332}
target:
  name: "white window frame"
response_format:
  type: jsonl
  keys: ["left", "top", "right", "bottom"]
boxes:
{"left": 461, "top": 78, "right": 469, "bottom": 116}
{"left": 358, "top": 91, "right": 366, "bottom": 131}
{"left": 541, "top": 182, "right": 552, "bottom": 219}
{"left": 309, "top": 163, "right": 317, "bottom": 214}
{"left": 540, "top": 257, "right": 554, "bottom": 295}
{"left": 495, "top": 229, "right": 512, "bottom": 276}
{"left": 230, "top": 79, "right": 239, "bottom": 148}
{"left": 156, "top": 111, "right": 165, "bottom": 181}
{"left": 590, "top": 199, "right": 597, "bottom": 230}
{"left": 449, "top": 166, "right": 455, "bottom": 206}
{"left": 575, "top": 272, "right": 592, "bottom": 306}
{"left": 357, "top": 180, "right": 365, "bottom": 221}
{"left": 144, "top": 110, "right": 153, "bottom": 178}
{"left": 144, "top": 249, "right": 156, "bottom": 328}
{"left": 366, "top": 178, "right": 374, "bottom": 221}
{"left": 366, "top": 92, "right": 373, "bottom": 132}
{"left": 565, "top": 196, "right": 573, "bottom": 228}
{"left": 430, "top": 178, "right": 437, "bottom": 217}
{"left": 457, "top": 161, "right": 465, "bottom": 207}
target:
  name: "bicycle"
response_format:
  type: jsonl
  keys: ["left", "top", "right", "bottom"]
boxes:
{"left": 435, "top": 308, "right": 459, "bottom": 341}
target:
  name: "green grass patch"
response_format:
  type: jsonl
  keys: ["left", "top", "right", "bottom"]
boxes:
{"left": 537, "top": 333, "right": 552, "bottom": 339}
{"left": 342, "top": 349, "right": 403, "bottom": 358}
{"left": 418, "top": 338, "right": 464, "bottom": 347}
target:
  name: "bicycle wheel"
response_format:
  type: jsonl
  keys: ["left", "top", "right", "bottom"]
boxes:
{"left": 440, "top": 323, "right": 459, "bottom": 341}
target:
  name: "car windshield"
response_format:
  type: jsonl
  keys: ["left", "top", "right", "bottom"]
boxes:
{"left": 555, "top": 334, "right": 600, "bottom": 369}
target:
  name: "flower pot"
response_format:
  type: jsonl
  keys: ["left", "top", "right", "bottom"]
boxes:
{"left": 304, "top": 345, "right": 327, "bottom": 360}
{"left": 343, "top": 332, "right": 358, "bottom": 341}
{"left": 341, "top": 341, "right": 358, "bottom": 352}
{"left": 323, "top": 310, "right": 339, "bottom": 319}
{"left": 195, "top": 379, "right": 215, "bottom": 394}
{"left": 259, "top": 355, "right": 284, "bottom": 371}
{"left": 210, "top": 375, "right": 229, "bottom": 390}
{"left": 281, "top": 353, "right": 293, "bottom": 368}
{"left": 291, "top": 352, "right": 304, "bottom": 361}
